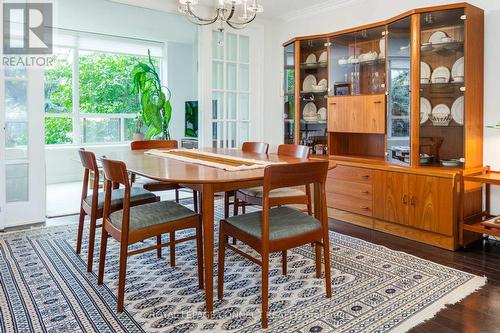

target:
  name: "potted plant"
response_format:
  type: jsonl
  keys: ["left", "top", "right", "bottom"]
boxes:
{"left": 132, "top": 114, "right": 145, "bottom": 141}
{"left": 131, "top": 49, "right": 172, "bottom": 140}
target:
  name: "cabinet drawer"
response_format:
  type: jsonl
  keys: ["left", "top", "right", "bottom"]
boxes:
{"left": 328, "top": 165, "right": 373, "bottom": 184}
{"left": 328, "top": 192, "right": 373, "bottom": 217}
{"left": 327, "top": 179, "right": 372, "bottom": 200}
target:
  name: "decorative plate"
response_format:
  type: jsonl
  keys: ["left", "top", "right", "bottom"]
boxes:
{"left": 429, "top": 31, "right": 448, "bottom": 44}
{"left": 318, "top": 51, "right": 327, "bottom": 63}
{"left": 302, "top": 74, "right": 317, "bottom": 92}
{"left": 317, "top": 107, "right": 327, "bottom": 121}
{"left": 303, "top": 102, "right": 318, "bottom": 118}
{"left": 420, "top": 97, "right": 432, "bottom": 124}
{"left": 431, "top": 66, "right": 450, "bottom": 83}
{"left": 421, "top": 62, "right": 431, "bottom": 79}
{"left": 305, "top": 53, "right": 317, "bottom": 64}
{"left": 452, "top": 57, "right": 464, "bottom": 79}
{"left": 451, "top": 96, "right": 464, "bottom": 125}
{"left": 318, "top": 78, "right": 328, "bottom": 87}
{"left": 432, "top": 103, "right": 451, "bottom": 117}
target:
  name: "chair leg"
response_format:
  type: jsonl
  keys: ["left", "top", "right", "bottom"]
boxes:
{"left": 217, "top": 225, "right": 227, "bottom": 300}
{"left": 116, "top": 242, "right": 128, "bottom": 312}
{"left": 306, "top": 184, "right": 313, "bottom": 216}
{"left": 322, "top": 233, "right": 332, "bottom": 298}
{"left": 156, "top": 235, "right": 162, "bottom": 258}
{"left": 86, "top": 213, "right": 97, "bottom": 272}
{"left": 76, "top": 207, "right": 85, "bottom": 255}
{"left": 175, "top": 189, "right": 180, "bottom": 203}
{"left": 233, "top": 197, "right": 239, "bottom": 216}
{"left": 169, "top": 231, "right": 176, "bottom": 267}
{"left": 261, "top": 251, "right": 269, "bottom": 329}
{"left": 282, "top": 250, "right": 287, "bottom": 276}
{"left": 224, "top": 192, "right": 230, "bottom": 219}
{"left": 193, "top": 191, "right": 198, "bottom": 213}
{"left": 196, "top": 222, "right": 204, "bottom": 289}
{"left": 315, "top": 242, "right": 322, "bottom": 278}
{"left": 97, "top": 227, "right": 109, "bottom": 285}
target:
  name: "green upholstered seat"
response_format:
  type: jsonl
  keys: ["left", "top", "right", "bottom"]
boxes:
{"left": 84, "top": 188, "right": 156, "bottom": 209}
{"left": 109, "top": 201, "right": 197, "bottom": 232}
{"left": 239, "top": 186, "right": 305, "bottom": 198}
{"left": 225, "top": 207, "right": 321, "bottom": 240}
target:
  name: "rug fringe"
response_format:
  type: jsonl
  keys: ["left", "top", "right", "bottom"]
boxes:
{"left": 389, "top": 275, "right": 487, "bottom": 333}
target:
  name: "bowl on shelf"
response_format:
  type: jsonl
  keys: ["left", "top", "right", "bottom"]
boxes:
{"left": 429, "top": 114, "right": 452, "bottom": 126}
{"left": 311, "top": 84, "right": 327, "bottom": 92}
{"left": 432, "top": 77, "right": 449, "bottom": 84}
{"left": 441, "top": 159, "right": 462, "bottom": 167}
{"left": 338, "top": 57, "right": 348, "bottom": 65}
{"left": 303, "top": 116, "right": 319, "bottom": 122}
{"left": 420, "top": 154, "right": 434, "bottom": 165}
{"left": 441, "top": 36, "right": 454, "bottom": 43}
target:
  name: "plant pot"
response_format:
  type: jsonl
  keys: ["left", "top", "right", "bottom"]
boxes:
{"left": 132, "top": 133, "right": 145, "bottom": 141}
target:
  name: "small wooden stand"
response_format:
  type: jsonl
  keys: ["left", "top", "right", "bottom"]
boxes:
{"left": 460, "top": 167, "right": 500, "bottom": 245}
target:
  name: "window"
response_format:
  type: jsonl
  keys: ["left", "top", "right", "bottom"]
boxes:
{"left": 44, "top": 32, "right": 163, "bottom": 145}
{"left": 211, "top": 31, "right": 250, "bottom": 148}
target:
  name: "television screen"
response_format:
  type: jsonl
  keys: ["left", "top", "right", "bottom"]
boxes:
{"left": 185, "top": 101, "right": 198, "bottom": 138}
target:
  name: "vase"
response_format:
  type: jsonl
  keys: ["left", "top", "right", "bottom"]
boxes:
{"left": 132, "top": 133, "right": 145, "bottom": 141}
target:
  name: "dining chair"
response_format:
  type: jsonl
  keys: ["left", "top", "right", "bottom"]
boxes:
{"left": 130, "top": 140, "right": 199, "bottom": 212}
{"left": 97, "top": 157, "right": 204, "bottom": 312}
{"left": 76, "top": 148, "right": 159, "bottom": 273}
{"left": 223, "top": 141, "right": 270, "bottom": 218}
{"left": 217, "top": 160, "right": 331, "bottom": 328}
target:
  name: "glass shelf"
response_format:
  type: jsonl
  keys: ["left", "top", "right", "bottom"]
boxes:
{"left": 420, "top": 41, "right": 464, "bottom": 56}
{"left": 300, "top": 62, "right": 328, "bottom": 69}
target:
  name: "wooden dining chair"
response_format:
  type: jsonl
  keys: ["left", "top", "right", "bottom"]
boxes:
{"left": 130, "top": 140, "right": 199, "bottom": 212}
{"left": 223, "top": 141, "right": 270, "bottom": 218}
{"left": 76, "top": 148, "right": 158, "bottom": 273}
{"left": 218, "top": 160, "right": 331, "bottom": 328}
{"left": 97, "top": 157, "right": 204, "bottom": 312}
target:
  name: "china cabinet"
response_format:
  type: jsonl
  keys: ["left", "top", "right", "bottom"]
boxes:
{"left": 283, "top": 3, "right": 484, "bottom": 250}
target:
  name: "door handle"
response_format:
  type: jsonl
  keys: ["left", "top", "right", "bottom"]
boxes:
{"left": 361, "top": 175, "right": 370, "bottom": 180}
{"left": 360, "top": 206, "right": 370, "bottom": 211}
{"left": 410, "top": 196, "right": 416, "bottom": 206}
{"left": 374, "top": 101, "right": 382, "bottom": 104}
{"left": 361, "top": 190, "right": 370, "bottom": 195}
{"left": 402, "top": 194, "right": 408, "bottom": 205}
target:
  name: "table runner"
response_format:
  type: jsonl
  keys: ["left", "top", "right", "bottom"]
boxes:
{"left": 145, "top": 149, "right": 282, "bottom": 171}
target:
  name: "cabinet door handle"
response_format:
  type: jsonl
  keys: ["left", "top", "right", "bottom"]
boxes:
{"left": 374, "top": 101, "right": 382, "bottom": 104}
{"left": 402, "top": 195, "right": 408, "bottom": 205}
{"left": 410, "top": 196, "right": 416, "bottom": 206}
{"left": 360, "top": 206, "right": 370, "bottom": 211}
{"left": 361, "top": 190, "right": 370, "bottom": 195}
{"left": 361, "top": 175, "right": 370, "bottom": 180}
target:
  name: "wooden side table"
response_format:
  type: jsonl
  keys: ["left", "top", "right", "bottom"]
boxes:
{"left": 460, "top": 166, "right": 500, "bottom": 246}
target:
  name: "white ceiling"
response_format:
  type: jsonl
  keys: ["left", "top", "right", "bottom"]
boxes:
{"left": 109, "top": 0, "right": 354, "bottom": 20}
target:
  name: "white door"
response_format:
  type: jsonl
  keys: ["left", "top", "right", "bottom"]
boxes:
{"left": 0, "top": 66, "right": 46, "bottom": 229}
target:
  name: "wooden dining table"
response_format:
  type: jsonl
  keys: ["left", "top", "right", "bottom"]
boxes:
{"left": 106, "top": 147, "right": 335, "bottom": 316}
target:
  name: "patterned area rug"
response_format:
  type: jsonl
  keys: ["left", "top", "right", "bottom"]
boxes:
{"left": 0, "top": 200, "right": 486, "bottom": 333}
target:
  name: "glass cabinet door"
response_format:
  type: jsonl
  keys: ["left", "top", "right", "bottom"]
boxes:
{"left": 329, "top": 26, "right": 386, "bottom": 97}
{"left": 419, "top": 8, "right": 465, "bottom": 167}
{"left": 386, "top": 17, "right": 411, "bottom": 165}
{"left": 283, "top": 43, "right": 295, "bottom": 144}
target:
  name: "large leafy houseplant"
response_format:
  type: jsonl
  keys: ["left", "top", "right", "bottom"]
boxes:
{"left": 131, "top": 50, "right": 172, "bottom": 140}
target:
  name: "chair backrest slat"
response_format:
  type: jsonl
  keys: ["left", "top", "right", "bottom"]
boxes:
{"left": 131, "top": 140, "right": 178, "bottom": 150}
{"left": 277, "top": 144, "right": 310, "bottom": 159}
{"left": 242, "top": 142, "right": 269, "bottom": 154}
{"left": 78, "top": 148, "right": 99, "bottom": 173}
{"left": 101, "top": 158, "right": 130, "bottom": 189}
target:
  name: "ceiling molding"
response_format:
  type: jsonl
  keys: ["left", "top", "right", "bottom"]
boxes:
{"left": 278, "top": 0, "right": 363, "bottom": 22}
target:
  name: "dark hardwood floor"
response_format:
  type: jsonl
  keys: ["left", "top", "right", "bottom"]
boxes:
{"left": 329, "top": 219, "right": 500, "bottom": 333}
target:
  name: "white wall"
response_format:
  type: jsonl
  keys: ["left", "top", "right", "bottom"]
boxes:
{"left": 47, "top": 0, "right": 198, "bottom": 184}
{"left": 265, "top": 0, "right": 500, "bottom": 213}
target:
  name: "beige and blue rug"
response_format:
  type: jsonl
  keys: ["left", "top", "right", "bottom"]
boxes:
{"left": 0, "top": 201, "right": 486, "bottom": 333}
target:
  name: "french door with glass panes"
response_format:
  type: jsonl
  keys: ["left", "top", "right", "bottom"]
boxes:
{"left": 0, "top": 66, "right": 46, "bottom": 229}
{"left": 211, "top": 30, "right": 250, "bottom": 148}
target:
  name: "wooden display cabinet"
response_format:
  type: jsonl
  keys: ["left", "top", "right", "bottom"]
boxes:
{"left": 283, "top": 3, "right": 484, "bottom": 250}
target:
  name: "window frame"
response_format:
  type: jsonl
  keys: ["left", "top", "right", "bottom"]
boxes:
{"left": 44, "top": 36, "right": 163, "bottom": 146}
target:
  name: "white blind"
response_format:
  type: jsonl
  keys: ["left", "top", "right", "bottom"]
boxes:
{"left": 53, "top": 29, "right": 163, "bottom": 57}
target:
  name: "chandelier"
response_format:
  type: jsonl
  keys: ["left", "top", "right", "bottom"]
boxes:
{"left": 178, "top": 0, "right": 264, "bottom": 31}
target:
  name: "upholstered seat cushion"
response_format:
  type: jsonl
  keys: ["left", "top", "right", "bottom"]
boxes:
{"left": 109, "top": 201, "right": 197, "bottom": 232}
{"left": 225, "top": 207, "right": 321, "bottom": 240}
{"left": 238, "top": 186, "right": 305, "bottom": 198}
{"left": 84, "top": 188, "right": 156, "bottom": 209}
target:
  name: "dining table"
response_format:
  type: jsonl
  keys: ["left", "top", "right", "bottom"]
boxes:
{"left": 106, "top": 147, "right": 335, "bottom": 316}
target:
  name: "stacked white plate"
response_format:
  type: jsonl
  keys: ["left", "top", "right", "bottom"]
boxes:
{"left": 420, "top": 97, "right": 432, "bottom": 124}
{"left": 421, "top": 62, "right": 431, "bottom": 84}
{"left": 318, "top": 51, "right": 327, "bottom": 63}
{"left": 452, "top": 57, "right": 464, "bottom": 82}
{"left": 451, "top": 96, "right": 464, "bottom": 125}
{"left": 431, "top": 66, "right": 450, "bottom": 84}
{"left": 303, "top": 102, "right": 318, "bottom": 121}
